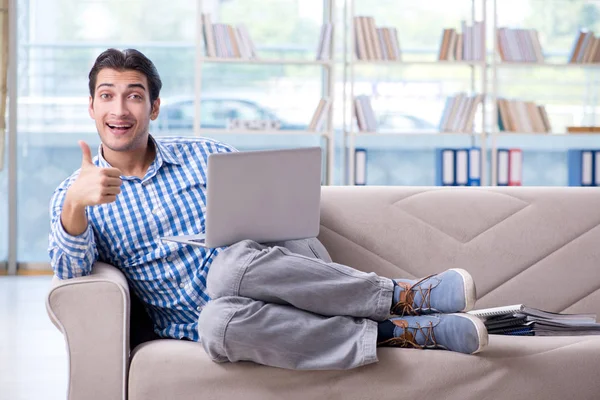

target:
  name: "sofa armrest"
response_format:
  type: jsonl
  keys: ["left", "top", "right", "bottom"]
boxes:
{"left": 46, "top": 262, "right": 130, "bottom": 400}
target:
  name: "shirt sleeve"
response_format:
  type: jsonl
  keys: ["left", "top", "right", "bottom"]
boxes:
{"left": 47, "top": 174, "right": 98, "bottom": 280}
{"left": 215, "top": 141, "right": 238, "bottom": 154}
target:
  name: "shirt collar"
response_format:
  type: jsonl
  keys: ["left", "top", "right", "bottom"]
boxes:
{"left": 96, "top": 135, "right": 181, "bottom": 169}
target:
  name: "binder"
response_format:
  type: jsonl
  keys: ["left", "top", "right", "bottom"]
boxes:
{"left": 508, "top": 148, "right": 523, "bottom": 186}
{"left": 567, "top": 149, "right": 595, "bottom": 186}
{"left": 497, "top": 149, "right": 510, "bottom": 186}
{"left": 596, "top": 151, "right": 600, "bottom": 186}
{"left": 354, "top": 148, "right": 367, "bottom": 185}
{"left": 468, "top": 147, "right": 481, "bottom": 186}
{"left": 435, "top": 148, "right": 455, "bottom": 186}
{"left": 455, "top": 148, "right": 469, "bottom": 186}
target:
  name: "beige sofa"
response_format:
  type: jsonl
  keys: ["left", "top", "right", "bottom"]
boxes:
{"left": 46, "top": 186, "right": 600, "bottom": 400}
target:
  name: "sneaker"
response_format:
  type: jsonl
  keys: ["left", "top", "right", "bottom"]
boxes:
{"left": 391, "top": 268, "right": 476, "bottom": 316}
{"left": 378, "top": 313, "right": 488, "bottom": 355}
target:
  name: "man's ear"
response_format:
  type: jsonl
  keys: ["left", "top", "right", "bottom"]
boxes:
{"left": 150, "top": 98, "right": 161, "bottom": 121}
{"left": 88, "top": 96, "right": 95, "bottom": 119}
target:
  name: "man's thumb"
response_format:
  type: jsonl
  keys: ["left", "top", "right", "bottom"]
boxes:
{"left": 79, "top": 141, "right": 93, "bottom": 166}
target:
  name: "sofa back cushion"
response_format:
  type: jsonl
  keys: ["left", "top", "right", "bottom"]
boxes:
{"left": 317, "top": 186, "right": 600, "bottom": 316}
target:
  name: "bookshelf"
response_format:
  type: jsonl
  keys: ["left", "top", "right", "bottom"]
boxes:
{"left": 340, "top": 0, "right": 600, "bottom": 187}
{"left": 187, "top": 0, "right": 600, "bottom": 187}
{"left": 342, "top": 0, "right": 489, "bottom": 185}
{"left": 194, "top": 0, "right": 337, "bottom": 184}
{"left": 487, "top": 0, "right": 600, "bottom": 186}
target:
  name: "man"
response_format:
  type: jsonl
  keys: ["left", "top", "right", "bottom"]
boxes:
{"left": 49, "top": 48, "right": 488, "bottom": 371}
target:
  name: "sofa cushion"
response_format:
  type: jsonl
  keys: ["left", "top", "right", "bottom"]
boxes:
{"left": 317, "top": 187, "right": 600, "bottom": 318}
{"left": 128, "top": 336, "right": 600, "bottom": 400}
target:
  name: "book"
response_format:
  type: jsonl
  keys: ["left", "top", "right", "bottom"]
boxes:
{"left": 435, "top": 148, "right": 455, "bottom": 186}
{"left": 354, "top": 148, "right": 367, "bottom": 185}
{"left": 468, "top": 304, "right": 597, "bottom": 322}
{"left": 488, "top": 326, "right": 534, "bottom": 336}
{"left": 469, "top": 304, "right": 600, "bottom": 336}
{"left": 568, "top": 149, "right": 595, "bottom": 187}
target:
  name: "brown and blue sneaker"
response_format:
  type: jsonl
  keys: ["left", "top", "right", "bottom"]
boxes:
{"left": 392, "top": 268, "right": 476, "bottom": 316}
{"left": 378, "top": 313, "right": 488, "bottom": 355}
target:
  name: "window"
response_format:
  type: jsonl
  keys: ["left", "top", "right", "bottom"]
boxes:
{"left": 16, "top": 0, "right": 197, "bottom": 262}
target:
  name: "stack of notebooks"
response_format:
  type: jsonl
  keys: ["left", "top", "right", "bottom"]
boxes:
{"left": 468, "top": 304, "right": 600, "bottom": 336}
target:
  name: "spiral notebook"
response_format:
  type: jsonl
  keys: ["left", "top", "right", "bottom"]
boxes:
{"left": 468, "top": 304, "right": 596, "bottom": 322}
{"left": 468, "top": 304, "right": 600, "bottom": 336}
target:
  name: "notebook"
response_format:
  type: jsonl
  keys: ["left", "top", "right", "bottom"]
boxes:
{"left": 468, "top": 304, "right": 596, "bottom": 322}
{"left": 469, "top": 304, "right": 600, "bottom": 336}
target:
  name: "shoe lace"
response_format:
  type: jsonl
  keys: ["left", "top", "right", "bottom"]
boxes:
{"left": 391, "top": 274, "right": 435, "bottom": 316}
{"left": 377, "top": 321, "right": 441, "bottom": 350}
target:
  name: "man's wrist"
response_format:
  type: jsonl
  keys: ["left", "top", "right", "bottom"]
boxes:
{"left": 64, "top": 190, "right": 86, "bottom": 213}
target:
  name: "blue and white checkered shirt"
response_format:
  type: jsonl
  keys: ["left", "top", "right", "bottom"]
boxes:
{"left": 48, "top": 136, "right": 237, "bottom": 341}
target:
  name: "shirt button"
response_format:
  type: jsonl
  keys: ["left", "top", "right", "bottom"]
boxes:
{"left": 196, "top": 306, "right": 201, "bottom": 311}
{"left": 179, "top": 283, "right": 185, "bottom": 289}
{"left": 166, "top": 254, "right": 175, "bottom": 262}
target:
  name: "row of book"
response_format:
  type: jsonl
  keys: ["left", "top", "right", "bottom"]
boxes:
{"left": 497, "top": 28, "right": 544, "bottom": 63}
{"left": 569, "top": 30, "right": 600, "bottom": 64}
{"left": 201, "top": 13, "right": 258, "bottom": 59}
{"left": 354, "top": 148, "right": 490, "bottom": 186}
{"left": 469, "top": 304, "right": 599, "bottom": 336}
{"left": 438, "top": 22, "right": 485, "bottom": 61}
{"left": 568, "top": 149, "right": 600, "bottom": 186}
{"left": 199, "top": 16, "right": 598, "bottom": 66}
{"left": 316, "top": 23, "right": 333, "bottom": 61}
{"left": 439, "top": 93, "right": 483, "bottom": 133}
{"left": 353, "top": 16, "right": 402, "bottom": 61}
{"left": 353, "top": 94, "right": 548, "bottom": 134}
{"left": 356, "top": 147, "right": 599, "bottom": 187}
{"left": 496, "top": 148, "right": 523, "bottom": 186}
{"left": 436, "top": 147, "right": 482, "bottom": 186}
{"left": 497, "top": 99, "right": 551, "bottom": 133}
{"left": 436, "top": 147, "right": 522, "bottom": 186}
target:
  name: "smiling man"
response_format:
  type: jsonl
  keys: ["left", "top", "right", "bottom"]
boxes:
{"left": 48, "top": 48, "right": 238, "bottom": 341}
{"left": 48, "top": 48, "right": 487, "bottom": 373}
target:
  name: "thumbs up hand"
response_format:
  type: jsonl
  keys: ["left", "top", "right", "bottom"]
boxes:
{"left": 65, "top": 141, "right": 124, "bottom": 207}
{"left": 79, "top": 140, "right": 95, "bottom": 167}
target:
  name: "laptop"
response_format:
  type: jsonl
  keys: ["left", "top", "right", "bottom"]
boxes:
{"left": 160, "top": 146, "right": 322, "bottom": 248}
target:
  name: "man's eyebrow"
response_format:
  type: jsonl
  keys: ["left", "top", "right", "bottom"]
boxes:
{"left": 127, "top": 83, "right": 147, "bottom": 91}
{"left": 96, "top": 83, "right": 147, "bottom": 91}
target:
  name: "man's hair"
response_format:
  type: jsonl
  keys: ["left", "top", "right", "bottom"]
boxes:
{"left": 88, "top": 48, "right": 162, "bottom": 104}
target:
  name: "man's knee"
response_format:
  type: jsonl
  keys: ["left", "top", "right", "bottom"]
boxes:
{"left": 263, "top": 237, "right": 332, "bottom": 262}
{"left": 198, "top": 297, "right": 236, "bottom": 362}
{"left": 206, "top": 240, "right": 264, "bottom": 299}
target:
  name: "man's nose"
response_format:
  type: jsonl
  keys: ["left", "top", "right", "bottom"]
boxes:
{"left": 111, "top": 97, "right": 129, "bottom": 117}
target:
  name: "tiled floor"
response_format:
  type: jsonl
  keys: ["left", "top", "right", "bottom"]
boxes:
{"left": 0, "top": 276, "right": 68, "bottom": 400}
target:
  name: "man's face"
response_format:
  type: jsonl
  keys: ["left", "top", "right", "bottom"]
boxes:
{"left": 88, "top": 68, "right": 160, "bottom": 153}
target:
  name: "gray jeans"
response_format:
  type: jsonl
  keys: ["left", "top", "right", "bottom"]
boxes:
{"left": 198, "top": 238, "right": 395, "bottom": 370}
